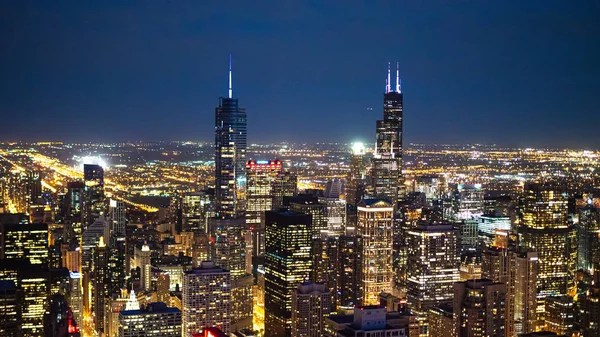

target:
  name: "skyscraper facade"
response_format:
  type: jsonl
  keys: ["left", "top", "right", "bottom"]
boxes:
{"left": 372, "top": 63, "right": 404, "bottom": 204}
{"left": 453, "top": 279, "right": 507, "bottom": 337}
{"left": 406, "top": 223, "right": 459, "bottom": 336}
{"left": 264, "top": 209, "right": 312, "bottom": 337}
{"left": 83, "top": 164, "right": 105, "bottom": 227}
{"left": 357, "top": 199, "right": 394, "bottom": 305}
{"left": 182, "top": 261, "right": 232, "bottom": 336}
{"left": 291, "top": 282, "right": 333, "bottom": 337}
{"left": 518, "top": 183, "right": 576, "bottom": 300}
{"left": 246, "top": 159, "right": 282, "bottom": 273}
{"left": 215, "top": 56, "right": 247, "bottom": 219}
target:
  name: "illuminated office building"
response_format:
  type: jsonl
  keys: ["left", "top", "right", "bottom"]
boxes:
{"left": 346, "top": 143, "right": 367, "bottom": 209}
{"left": 323, "top": 306, "right": 409, "bottom": 337}
{"left": 44, "top": 294, "right": 81, "bottom": 337}
{"left": 246, "top": 159, "right": 282, "bottom": 273}
{"left": 272, "top": 171, "right": 298, "bottom": 210}
{"left": 406, "top": 223, "right": 459, "bottom": 336}
{"left": 264, "top": 209, "right": 312, "bottom": 337}
{"left": 21, "top": 270, "right": 49, "bottom": 337}
{"left": 319, "top": 196, "right": 346, "bottom": 237}
{"left": 83, "top": 163, "right": 105, "bottom": 227}
{"left": 182, "top": 262, "right": 232, "bottom": 336}
{"left": 357, "top": 199, "right": 394, "bottom": 305}
{"left": 68, "top": 271, "right": 83, "bottom": 326}
{"left": 93, "top": 236, "right": 110, "bottom": 332}
{"left": 543, "top": 296, "right": 575, "bottom": 336}
{"left": 0, "top": 223, "right": 48, "bottom": 265}
{"left": 414, "top": 175, "right": 444, "bottom": 202}
{"left": 577, "top": 203, "right": 600, "bottom": 272}
{"left": 479, "top": 214, "right": 511, "bottom": 246}
{"left": 65, "top": 181, "right": 84, "bottom": 242}
{"left": 0, "top": 280, "right": 19, "bottom": 337}
{"left": 215, "top": 56, "right": 247, "bottom": 219}
{"left": 337, "top": 235, "right": 363, "bottom": 309}
{"left": 63, "top": 247, "right": 81, "bottom": 273}
{"left": 108, "top": 199, "right": 126, "bottom": 236}
{"left": 181, "top": 191, "right": 212, "bottom": 233}
{"left": 453, "top": 279, "right": 507, "bottom": 337}
{"left": 518, "top": 183, "right": 576, "bottom": 299}
{"left": 108, "top": 233, "right": 127, "bottom": 295}
{"left": 118, "top": 302, "right": 181, "bottom": 337}
{"left": 134, "top": 243, "right": 152, "bottom": 291}
{"left": 455, "top": 184, "right": 485, "bottom": 220}
{"left": 372, "top": 62, "right": 404, "bottom": 204}
{"left": 290, "top": 195, "right": 327, "bottom": 240}
{"left": 291, "top": 282, "right": 333, "bottom": 337}
{"left": 581, "top": 270, "right": 600, "bottom": 337}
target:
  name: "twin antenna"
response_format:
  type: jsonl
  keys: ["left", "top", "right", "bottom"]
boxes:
{"left": 386, "top": 62, "right": 402, "bottom": 94}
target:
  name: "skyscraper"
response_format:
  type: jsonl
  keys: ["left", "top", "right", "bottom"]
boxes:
{"left": 246, "top": 159, "right": 282, "bottom": 273}
{"left": 83, "top": 164, "right": 105, "bottom": 227}
{"left": 108, "top": 199, "right": 126, "bottom": 236}
{"left": 372, "top": 62, "right": 404, "bottom": 204}
{"left": 291, "top": 282, "right": 333, "bottom": 337}
{"left": 182, "top": 262, "right": 232, "bottom": 336}
{"left": 406, "top": 223, "right": 459, "bottom": 336}
{"left": 0, "top": 223, "right": 48, "bottom": 265}
{"left": 357, "top": 199, "right": 394, "bottom": 305}
{"left": 93, "top": 236, "right": 109, "bottom": 332}
{"left": 518, "top": 183, "right": 576, "bottom": 302}
{"left": 453, "top": 279, "right": 507, "bottom": 337}
{"left": 346, "top": 142, "right": 367, "bottom": 234}
{"left": 337, "top": 235, "right": 363, "bottom": 309}
{"left": 264, "top": 209, "right": 312, "bottom": 337}
{"left": 215, "top": 55, "right": 247, "bottom": 219}
{"left": 133, "top": 243, "right": 152, "bottom": 291}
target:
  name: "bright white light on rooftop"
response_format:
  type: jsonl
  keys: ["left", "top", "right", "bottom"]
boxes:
{"left": 351, "top": 142, "right": 365, "bottom": 155}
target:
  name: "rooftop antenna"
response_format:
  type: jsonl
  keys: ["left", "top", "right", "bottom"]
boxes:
{"left": 386, "top": 62, "right": 391, "bottom": 93}
{"left": 228, "top": 54, "right": 233, "bottom": 98}
{"left": 396, "top": 62, "right": 401, "bottom": 93}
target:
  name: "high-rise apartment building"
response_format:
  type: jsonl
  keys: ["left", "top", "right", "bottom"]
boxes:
{"left": 406, "top": 223, "right": 459, "bottom": 336}
{"left": 68, "top": 271, "right": 83, "bottom": 326}
{"left": 182, "top": 262, "right": 231, "bottom": 336}
{"left": 133, "top": 243, "right": 152, "bottom": 291}
{"left": 215, "top": 56, "right": 247, "bottom": 219}
{"left": 108, "top": 199, "right": 126, "bottom": 236}
{"left": 372, "top": 63, "right": 404, "bottom": 204}
{"left": 291, "top": 282, "right": 333, "bottom": 337}
{"left": 357, "top": 199, "right": 394, "bottom": 305}
{"left": 454, "top": 279, "right": 507, "bottom": 337}
{"left": 264, "top": 209, "right": 312, "bottom": 337}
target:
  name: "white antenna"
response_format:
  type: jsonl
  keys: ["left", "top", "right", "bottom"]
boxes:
{"left": 386, "top": 62, "right": 391, "bottom": 93}
{"left": 396, "top": 62, "right": 400, "bottom": 93}
{"left": 228, "top": 54, "right": 233, "bottom": 98}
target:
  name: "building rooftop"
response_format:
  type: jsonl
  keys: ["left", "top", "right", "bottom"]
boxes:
{"left": 120, "top": 302, "right": 180, "bottom": 316}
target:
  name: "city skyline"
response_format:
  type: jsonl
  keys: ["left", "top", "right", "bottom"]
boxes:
{"left": 2, "top": 1, "right": 600, "bottom": 147}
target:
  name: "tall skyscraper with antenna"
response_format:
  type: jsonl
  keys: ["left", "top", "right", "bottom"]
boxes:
{"left": 215, "top": 55, "right": 247, "bottom": 219}
{"left": 372, "top": 62, "right": 404, "bottom": 205}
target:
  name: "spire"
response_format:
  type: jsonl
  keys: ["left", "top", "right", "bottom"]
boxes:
{"left": 228, "top": 54, "right": 233, "bottom": 98}
{"left": 396, "top": 62, "right": 401, "bottom": 93}
{"left": 386, "top": 62, "right": 391, "bottom": 93}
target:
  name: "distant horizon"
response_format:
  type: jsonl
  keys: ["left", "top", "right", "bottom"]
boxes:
{"left": 3, "top": 139, "right": 600, "bottom": 151}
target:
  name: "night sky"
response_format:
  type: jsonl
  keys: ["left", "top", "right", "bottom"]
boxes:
{"left": 1, "top": 1, "right": 599, "bottom": 147}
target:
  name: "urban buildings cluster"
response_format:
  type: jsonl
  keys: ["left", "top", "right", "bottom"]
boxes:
{"left": 0, "top": 60, "right": 599, "bottom": 337}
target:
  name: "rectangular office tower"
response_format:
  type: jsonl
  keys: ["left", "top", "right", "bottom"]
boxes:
{"left": 357, "top": 199, "right": 394, "bottom": 305}
{"left": 518, "top": 183, "right": 576, "bottom": 298}
{"left": 406, "top": 223, "right": 459, "bottom": 336}
{"left": 215, "top": 56, "right": 247, "bottom": 219}
{"left": 372, "top": 62, "right": 404, "bottom": 204}
{"left": 454, "top": 279, "right": 507, "bottom": 337}
{"left": 182, "top": 261, "right": 232, "bottom": 336}
{"left": 0, "top": 223, "right": 48, "bottom": 265}
{"left": 118, "top": 302, "right": 181, "bottom": 337}
{"left": 83, "top": 163, "right": 105, "bottom": 227}
{"left": 264, "top": 209, "right": 312, "bottom": 337}
{"left": 246, "top": 159, "right": 282, "bottom": 273}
